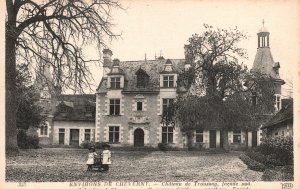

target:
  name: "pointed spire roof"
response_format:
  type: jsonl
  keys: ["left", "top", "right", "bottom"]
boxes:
{"left": 251, "top": 21, "right": 281, "bottom": 80}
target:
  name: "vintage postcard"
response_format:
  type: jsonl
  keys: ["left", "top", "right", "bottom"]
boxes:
{"left": 1, "top": 0, "right": 299, "bottom": 189}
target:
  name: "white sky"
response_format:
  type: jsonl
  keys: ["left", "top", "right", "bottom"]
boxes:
{"left": 71, "top": 1, "right": 299, "bottom": 97}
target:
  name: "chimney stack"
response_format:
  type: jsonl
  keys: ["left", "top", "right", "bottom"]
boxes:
{"left": 102, "top": 49, "right": 113, "bottom": 78}
{"left": 103, "top": 49, "right": 113, "bottom": 67}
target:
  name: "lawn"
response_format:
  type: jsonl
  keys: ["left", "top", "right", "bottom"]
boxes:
{"left": 6, "top": 148, "right": 263, "bottom": 182}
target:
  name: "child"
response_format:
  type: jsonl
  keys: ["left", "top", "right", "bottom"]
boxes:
{"left": 101, "top": 143, "right": 111, "bottom": 171}
{"left": 86, "top": 146, "right": 97, "bottom": 171}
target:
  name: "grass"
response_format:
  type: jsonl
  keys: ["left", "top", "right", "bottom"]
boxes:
{"left": 6, "top": 148, "right": 263, "bottom": 182}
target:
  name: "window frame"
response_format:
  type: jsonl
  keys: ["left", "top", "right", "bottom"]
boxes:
{"left": 163, "top": 75, "right": 174, "bottom": 88}
{"left": 84, "top": 129, "right": 91, "bottom": 141}
{"left": 162, "top": 98, "right": 174, "bottom": 114}
{"left": 137, "top": 101, "right": 143, "bottom": 111}
{"left": 110, "top": 77, "right": 121, "bottom": 89}
{"left": 40, "top": 125, "right": 48, "bottom": 136}
{"left": 109, "top": 126, "right": 120, "bottom": 143}
{"left": 195, "top": 129, "right": 204, "bottom": 143}
{"left": 109, "top": 99, "right": 120, "bottom": 115}
{"left": 58, "top": 128, "right": 65, "bottom": 145}
{"left": 162, "top": 126, "right": 174, "bottom": 143}
{"left": 233, "top": 130, "right": 241, "bottom": 143}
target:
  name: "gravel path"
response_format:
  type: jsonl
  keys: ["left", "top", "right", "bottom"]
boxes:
{"left": 6, "top": 148, "right": 263, "bottom": 182}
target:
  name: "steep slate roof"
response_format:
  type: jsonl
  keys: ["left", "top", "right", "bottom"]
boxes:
{"left": 54, "top": 94, "right": 96, "bottom": 121}
{"left": 97, "top": 59, "right": 186, "bottom": 93}
{"left": 262, "top": 102, "right": 293, "bottom": 129}
{"left": 251, "top": 48, "right": 280, "bottom": 79}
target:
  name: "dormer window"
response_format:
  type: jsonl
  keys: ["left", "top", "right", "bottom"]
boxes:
{"left": 136, "top": 68, "right": 149, "bottom": 88}
{"left": 111, "top": 77, "right": 121, "bottom": 89}
{"left": 163, "top": 75, "right": 174, "bottom": 87}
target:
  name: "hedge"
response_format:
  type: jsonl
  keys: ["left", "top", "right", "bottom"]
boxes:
{"left": 239, "top": 153, "right": 266, "bottom": 172}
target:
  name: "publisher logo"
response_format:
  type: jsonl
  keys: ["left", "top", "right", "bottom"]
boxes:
{"left": 281, "top": 183, "right": 293, "bottom": 189}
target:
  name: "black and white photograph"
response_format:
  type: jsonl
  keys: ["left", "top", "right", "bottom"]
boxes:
{"left": 2, "top": 0, "right": 299, "bottom": 188}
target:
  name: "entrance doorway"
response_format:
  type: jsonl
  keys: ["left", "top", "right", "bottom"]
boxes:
{"left": 252, "top": 131, "right": 257, "bottom": 147}
{"left": 134, "top": 128, "right": 144, "bottom": 147}
{"left": 70, "top": 129, "right": 79, "bottom": 146}
{"left": 209, "top": 130, "right": 216, "bottom": 148}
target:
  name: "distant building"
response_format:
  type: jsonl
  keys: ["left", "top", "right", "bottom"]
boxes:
{"left": 34, "top": 59, "right": 96, "bottom": 146}
{"left": 261, "top": 100, "right": 293, "bottom": 138}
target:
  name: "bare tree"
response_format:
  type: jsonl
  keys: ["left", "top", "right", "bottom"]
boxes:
{"left": 6, "top": 0, "right": 121, "bottom": 153}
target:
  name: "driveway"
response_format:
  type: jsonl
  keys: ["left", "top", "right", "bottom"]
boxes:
{"left": 6, "top": 148, "right": 263, "bottom": 182}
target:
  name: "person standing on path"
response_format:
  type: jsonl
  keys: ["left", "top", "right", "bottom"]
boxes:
{"left": 86, "top": 146, "right": 97, "bottom": 171}
{"left": 101, "top": 143, "right": 111, "bottom": 171}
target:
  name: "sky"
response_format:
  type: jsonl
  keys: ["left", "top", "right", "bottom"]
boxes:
{"left": 85, "top": 0, "right": 299, "bottom": 98}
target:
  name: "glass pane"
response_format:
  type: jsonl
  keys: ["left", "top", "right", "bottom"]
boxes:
{"left": 162, "top": 133, "right": 167, "bottom": 143}
{"left": 116, "top": 99, "right": 120, "bottom": 104}
{"left": 137, "top": 102, "right": 143, "bottom": 111}
{"left": 167, "top": 126, "right": 173, "bottom": 133}
{"left": 168, "top": 133, "right": 173, "bottom": 143}
{"left": 162, "top": 127, "right": 167, "bottom": 132}
{"left": 163, "top": 99, "right": 167, "bottom": 104}
{"left": 115, "top": 133, "right": 119, "bottom": 143}
{"left": 169, "top": 81, "right": 174, "bottom": 87}
{"left": 116, "top": 82, "right": 120, "bottom": 88}
{"left": 85, "top": 129, "right": 91, "bottom": 133}
{"left": 115, "top": 127, "right": 119, "bottom": 131}
{"left": 44, "top": 126, "right": 48, "bottom": 135}
{"left": 110, "top": 105, "right": 114, "bottom": 115}
{"left": 115, "top": 105, "right": 120, "bottom": 115}
{"left": 163, "top": 81, "right": 168, "bottom": 87}
{"left": 196, "top": 135, "right": 203, "bottom": 143}
{"left": 109, "top": 127, "right": 114, "bottom": 131}
{"left": 116, "top": 77, "right": 120, "bottom": 82}
{"left": 109, "top": 133, "right": 114, "bottom": 143}
{"left": 85, "top": 134, "right": 90, "bottom": 141}
{"left": 110, "top": 99, "right": 114, "bottom": 104}
{"left": 59, "top": 128, "right": 65, "bottom": 132}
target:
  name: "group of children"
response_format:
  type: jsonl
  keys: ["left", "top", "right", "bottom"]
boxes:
{"left": 86, "top": 143, "right": 111, "bottom": 172}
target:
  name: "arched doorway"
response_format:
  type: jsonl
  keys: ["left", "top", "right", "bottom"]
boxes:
{"left": 134, "top": 128, "right": 144, "bottom": 147}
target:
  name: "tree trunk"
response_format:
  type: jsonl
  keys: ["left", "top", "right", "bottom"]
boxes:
{"left": 187, "top": 130, "right": 194, "bottom": 150}
{"left": 222, "top": 129, "right": 229, "bottom": 152}
{"left": 6, "top": 4, "right": 19, "bottom": 154}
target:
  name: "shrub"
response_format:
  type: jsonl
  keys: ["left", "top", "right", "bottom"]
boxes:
{"left": 158, "top": 143, "right": 180, "bottom": 151}
{"left": 17, "top": 130, "right": 40, "bottom": 149}
{"left": 262, "top": 165, "right": 294, "bottom": 181}
{"left": 80, "top": 141, "right": 106, "bottom": 149}
{"left": 256, "top": 136, "right": 293, "bottom": 165}
{"left": 239, "top": 153, "right": 266, "bottom": 172}
{"left": 245, "top": 149, "right": 283, "bottom": 167}
{"left": 158, "top": 143, "right": 168, "bottom": 151}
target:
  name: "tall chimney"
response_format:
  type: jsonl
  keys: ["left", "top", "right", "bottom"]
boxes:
{"left": 102, "top": 49, "right": 113, "bottom": 78}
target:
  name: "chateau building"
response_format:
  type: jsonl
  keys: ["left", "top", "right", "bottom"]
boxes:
{"left": 36, "top": 23, "right": 285, "bottom": 149}
{"left": 95, "top": 49, "right": 190, "bottom": 148}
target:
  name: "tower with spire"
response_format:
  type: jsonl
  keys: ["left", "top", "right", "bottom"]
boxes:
{"left": 251, "top": 20, "right": 285, "bottom": 111}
